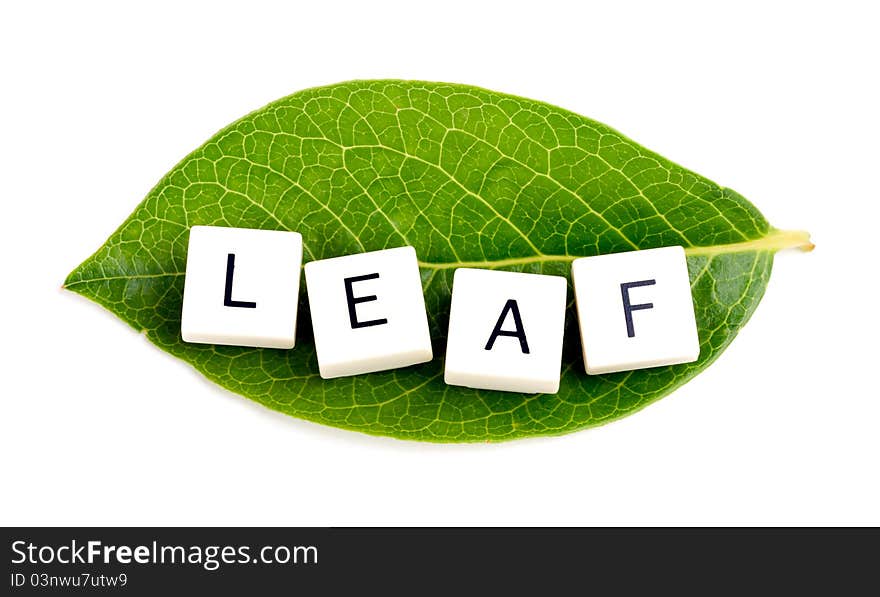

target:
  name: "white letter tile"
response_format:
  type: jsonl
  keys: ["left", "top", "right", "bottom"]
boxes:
{"left": 571, "top": 246, "right": 700, "bottom": 375}
{"left": 181, "top": 225, "right": 303, "bottom": 349}
{"left": 304, "top": 246, "right": 433, "bottom": 379}
{"left": 444, "top": 268, "right": 567, "bottom": 394}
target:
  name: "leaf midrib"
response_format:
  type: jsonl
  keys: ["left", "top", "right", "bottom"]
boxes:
{"left": 63, "top": 229, "right": 811, "bottom": 289}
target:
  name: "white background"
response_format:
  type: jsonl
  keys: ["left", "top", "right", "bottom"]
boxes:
{"left": 1, "top": 1, "right": 877, "bottom": 525}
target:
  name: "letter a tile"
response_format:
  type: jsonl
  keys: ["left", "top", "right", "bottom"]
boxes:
{"left": 444, "top": 268, "right": 567, "bottom": 394}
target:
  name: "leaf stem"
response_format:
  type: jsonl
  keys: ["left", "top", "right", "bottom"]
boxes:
{"left": 684, "top": 229, "right": 814, "bottom": 258}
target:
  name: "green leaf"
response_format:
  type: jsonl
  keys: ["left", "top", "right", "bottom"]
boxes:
{"left": 64, "top": 80, "right": 811, "bottom": 442}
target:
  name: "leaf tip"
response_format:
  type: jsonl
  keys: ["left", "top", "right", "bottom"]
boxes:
{"left": 62, "top": 264, "right": 85, "bottom": 293}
